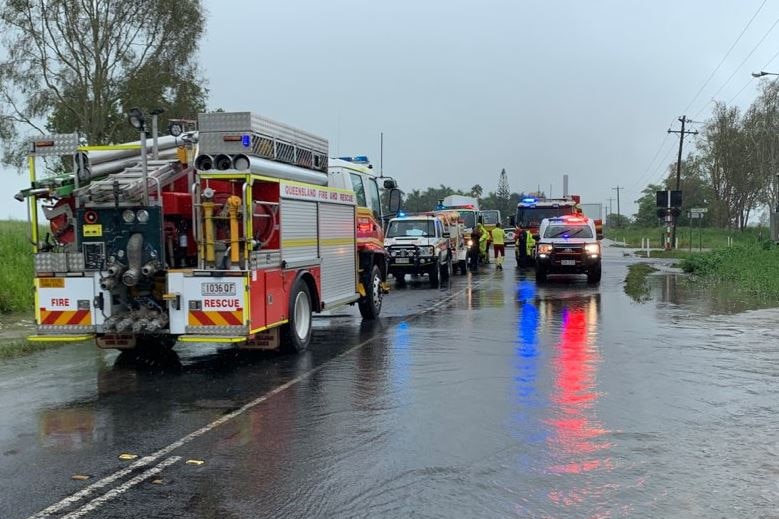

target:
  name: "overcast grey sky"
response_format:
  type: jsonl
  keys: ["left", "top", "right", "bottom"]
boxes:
{"left": 5, "top": 0, "right": 779, "bottom": 219}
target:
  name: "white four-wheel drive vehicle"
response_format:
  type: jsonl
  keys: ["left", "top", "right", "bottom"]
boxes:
{"left": 384, "top": 214, "right": 459, "bottom": 287}
{"left": 535, "top": 215, "right": 602, "bottom": 284}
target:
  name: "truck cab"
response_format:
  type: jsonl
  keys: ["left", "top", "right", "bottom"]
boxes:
{"left": 384, "top": 214, "right": 454, "bottom": 287}
{"left": 534, "top": 215, "right": 601, "bottom": 284}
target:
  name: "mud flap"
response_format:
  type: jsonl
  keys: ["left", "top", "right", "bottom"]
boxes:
{"left": 96, "top": 335, "right": 137, "bottom": 350}
{"left": 242, "top": 328, "right": 280, "bottom": 350}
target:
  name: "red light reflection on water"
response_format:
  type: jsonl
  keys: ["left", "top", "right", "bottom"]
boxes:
{"left": 546, "top": 306, "right": 611, "bottom": 475}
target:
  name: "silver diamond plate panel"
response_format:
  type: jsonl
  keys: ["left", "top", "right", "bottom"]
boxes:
{"left": 28, "top": 133, "right": 80, "bottom": 157}
{"left": 185, "top": 325, "right": 248, "bottom": 335}
{"left": 35, "top": 253, "right": 69, "bottom": 273}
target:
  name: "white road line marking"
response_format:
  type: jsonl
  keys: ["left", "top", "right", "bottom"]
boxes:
{"left": 59, "top": 456, "right": 181, "bottom": 519}
{"left": 27, "top": 278, "right": 481, "bottom": 519}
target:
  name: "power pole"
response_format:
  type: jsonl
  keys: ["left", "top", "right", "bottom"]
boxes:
{"left": 606, "top": 197, "right": 614, "bottom": 216}
{"left": 612, "top": 186, "right": 623, "bottom": 225}
{"left": 667, "top": 115, "right": 698, "bottom": 247}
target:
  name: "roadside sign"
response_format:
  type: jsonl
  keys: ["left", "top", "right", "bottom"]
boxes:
{"left": 690, "top": 207, "right": 708, "bottom": 214}
{"left": 656, "top": 190, "right": 683, "bottom": 207}
{"left": 688, "top": 212, "right": 703, "bottom": 219}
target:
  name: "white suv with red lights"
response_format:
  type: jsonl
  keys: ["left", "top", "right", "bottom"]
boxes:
{"left": 535, "top": 216, "right": 601, "bottom": 284}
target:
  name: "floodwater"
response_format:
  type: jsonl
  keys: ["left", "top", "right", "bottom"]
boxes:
{"left": 0, "top": 248, "right": 777, "bottom": 518}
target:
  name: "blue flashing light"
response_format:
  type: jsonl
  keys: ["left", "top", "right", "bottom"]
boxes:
{"left": 337, "top": 155, "right": 370, "bottom": 165}
{"left": 241, "top": 134, "right": 251, "bottom": 147}
{"left": 522, "top": 197, "right": 536, "bottom": 203}
{"left": 398, "top": 211, "right": 406, "bottom": 217}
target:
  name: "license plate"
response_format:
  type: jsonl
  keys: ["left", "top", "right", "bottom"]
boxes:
{"left": 201, "top": 282, "right": 237, "bottom": 296}
{"left": 561, "top": 260, "right": 576, "bottom": 266}
{"left": 396, "top": 258, "right": 410, "bottom": 264}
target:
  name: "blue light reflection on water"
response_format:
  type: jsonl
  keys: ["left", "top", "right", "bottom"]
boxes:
{"left": 511, "top": 279, "right": 547, "bottom": 450}
{"left": 390, "top": 321, "right": 411, "bottom": 395}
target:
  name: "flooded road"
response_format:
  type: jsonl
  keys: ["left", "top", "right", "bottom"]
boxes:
{"left": 1, "top": 246, "right": 777, "bottom": 518}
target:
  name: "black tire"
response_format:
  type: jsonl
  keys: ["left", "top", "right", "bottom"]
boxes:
{"left": 394, "top": 271, "right": 406, "bottom": 287}
{"left": 358, "top": 264, "right": 383, "bottom": 319}
{"left": 535, "top": 267, "right": 547, "bottom": 284}
{"left": 458, "top": 259, "right": 467, "bottom": 275}
{"left": 429, "top": 260, "right": 440, "bottom": 287}
{"left": 281, "top": 278, "right": 312, "bottom": 353}
{"left": 587, "top": 264, "right": 602, "bottom": 284}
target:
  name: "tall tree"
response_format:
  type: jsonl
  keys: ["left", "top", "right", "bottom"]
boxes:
{"left": 495, "top": 168, "right": 512, "bottom": 220}
{"left": 0, "top": 0, "right": 207, "bottom": 167}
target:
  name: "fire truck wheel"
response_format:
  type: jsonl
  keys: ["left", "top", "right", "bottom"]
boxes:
{"left": 359, "top": 264, "right": 383, "bottom": 319}
{"left": 282, "top": 279, "right": 312, "bottom": 353}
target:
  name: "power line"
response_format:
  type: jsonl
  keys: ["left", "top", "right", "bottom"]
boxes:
{"left": 693, "top": 13, "right": 779, "bottom": 119}
{"left": 631, "top": 115, "right": 682, "bottom": 193}
{"left": 682, "top": 0, "right": 768, "bottom": 115}
{"left": 633, "top": 133, "right": 675, "bottom": 191}
{"left": 726, "top": 47, "right": 779, "bottom": 105}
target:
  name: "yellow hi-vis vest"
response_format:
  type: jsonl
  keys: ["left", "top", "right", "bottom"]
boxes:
{"left": 491, "top": 227, "right": 505, "bottom": 245}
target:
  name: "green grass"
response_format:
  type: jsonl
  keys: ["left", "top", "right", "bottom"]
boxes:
{"left": 605, "top": 225, "right": 768, "bottom": 250}
{"left": 0, "top": 339, "right": 66, "bottom": 359}
{"left": 680, "top": 243, "right": 779, "bottom": 300}
{"left": 624, "top": 263, "right": 658, "bottom": 303}
{"left": 0, "top": 221, "right": 35, "bottom": 313}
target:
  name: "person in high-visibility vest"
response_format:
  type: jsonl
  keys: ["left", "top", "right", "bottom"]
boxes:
{"left": 478, "top": 223, "right": 489, "bottom": 264}
{"left": 491, "top": 222, "right": 506, "bottom": 270}
{"left": 525, "top": 230, "right": 536, "bottom": 267}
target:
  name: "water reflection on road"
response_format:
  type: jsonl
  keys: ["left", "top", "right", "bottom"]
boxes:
{"left": 2, "top": 253, "right": 779, "bottom": 518}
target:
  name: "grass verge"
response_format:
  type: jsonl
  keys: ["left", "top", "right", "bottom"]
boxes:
{"left": 0, "top": 339, "right": 66, "bottom": 360}
{"left": 0, "top": 221, "right": 35, "bottom": 313}
{"left": 680, "top": 243, "right": 779, "bottom": 300}
{"left": 605, "top": 225, "right": 767, "bottom": 250}
{"left": 624, "top": 263, "right": 658, "bottom": 303}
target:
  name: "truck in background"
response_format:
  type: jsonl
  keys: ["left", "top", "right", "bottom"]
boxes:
{"left": 579, "top": 203, "right": 603, "bottom": 223}
{"left": 439, "top": 194, "right": 480, "bottom": 271}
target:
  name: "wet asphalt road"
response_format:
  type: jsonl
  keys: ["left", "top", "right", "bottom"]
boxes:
{"left": 1, "top": 246, "right": 778, "bottom": 518}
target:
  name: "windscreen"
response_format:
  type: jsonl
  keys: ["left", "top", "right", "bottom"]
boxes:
{"left": 457, "top": 211, "right": 477, "bottom": 229}
{"left": 517, "top": 206, "right": 574, "bottom": 227}
{"left": 387, "top": 220, "right": 435, "bottom": 238}
{"left": 543, "top": 224, "right": 593, "bottom": 239}
{"left": 480, "top": 210, "right": 500, "bottom": 225}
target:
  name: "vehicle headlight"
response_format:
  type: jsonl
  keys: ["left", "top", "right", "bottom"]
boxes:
{"left": 136, "top": 209, "right": 150, "bottom": 223}
{"left": 585, "top": 243, "right": 600, "bottom": 255}
{"left": 422, "top": 246, "right": 435, "bottom": 256}
{"left": 390, "top": 250, "right": 397, "bottom": 257}
{"left": 537, "top": 244, "right": 553, "bottom": 254}
{"left": 122, "top": 209, "right": 135, "bottom": 223}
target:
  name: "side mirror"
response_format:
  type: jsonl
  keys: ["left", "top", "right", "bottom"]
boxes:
{"left": 533, "top": 234, "right": 540, "bottom": 241}
{"left": 387, "top": 188, "right": 402, "bottom": 215}
{"left": 383, "top": 178, "right": 397, "bottom": 189}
